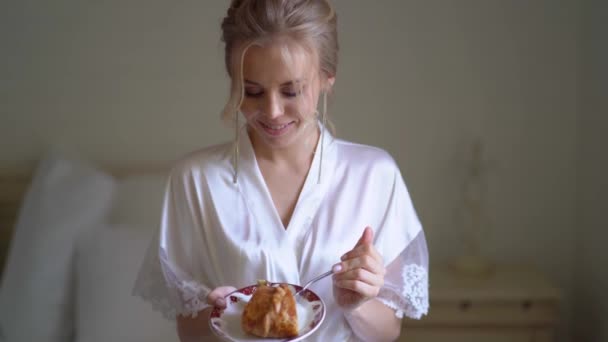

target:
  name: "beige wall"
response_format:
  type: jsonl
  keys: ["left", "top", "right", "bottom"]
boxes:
{"left": 333, "top": 3, "right": 578, "bottom": 339}
{"left": 0, "top": 1, "right": 230, "bottom": 164}
{"left": 0, "top": 1, "right": 581, "bottom": 340}
{"left": 575, "top": 0, "right": 608, "bottom": 341}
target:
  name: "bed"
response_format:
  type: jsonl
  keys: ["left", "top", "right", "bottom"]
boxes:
{"left": 0, "top": 151, "right": 180, "bottom": 342}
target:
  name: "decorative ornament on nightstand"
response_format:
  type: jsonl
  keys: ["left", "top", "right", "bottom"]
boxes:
{"left": 451, "top": 138, "right": 496, "bottom": 277}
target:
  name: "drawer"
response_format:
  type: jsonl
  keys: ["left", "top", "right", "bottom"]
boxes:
{"left": 403, "top": 299, "right": 559, "bottom": 327}
{"left": 397, "top": 327, "right": 554, "bottom": 342}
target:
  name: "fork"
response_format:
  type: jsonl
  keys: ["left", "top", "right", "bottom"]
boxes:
{"left": 294, "top": 269, "right": 334, "bottom": 300}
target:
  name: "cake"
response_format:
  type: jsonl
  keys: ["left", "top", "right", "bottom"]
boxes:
{"left": 241, "top": 282, "right": 298, "bottom": 338}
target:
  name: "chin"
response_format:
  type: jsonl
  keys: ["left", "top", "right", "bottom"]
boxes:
{"left": 260, "top": 133, "right": 300, "bottom": 150}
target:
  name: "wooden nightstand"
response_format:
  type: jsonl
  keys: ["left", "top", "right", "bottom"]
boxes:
{"left": 400, "top": 263, "right": 561, "bottom": 342}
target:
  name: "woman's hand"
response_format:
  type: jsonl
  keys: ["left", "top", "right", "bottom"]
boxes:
{"left": 177, "top": 286, "right": 237, "bottom": 342}
{"left": 207, "top": 286, "right": 237, "bottom": 309}
{"left": 332, "top": 226, "right": 386, "bottom": 311}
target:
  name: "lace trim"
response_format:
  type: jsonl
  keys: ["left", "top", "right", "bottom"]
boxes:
{"left": 132, "top": 245, "right": 210, "bottom": 320}
{"left": 377, "top": 264, "right": 429, "bottom": 319}
{"left": 176, "top": 279, "right": 211, "bottom": 317}
{"left": 132, "top": 285, "right": 177, "bottom": 321}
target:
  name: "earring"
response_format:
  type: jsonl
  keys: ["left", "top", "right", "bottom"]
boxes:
{"left": 318, "top": 91, "right": 328, "bottom": 185}
{"left": 233, "top": 110, "right": 239, "bottom": 184}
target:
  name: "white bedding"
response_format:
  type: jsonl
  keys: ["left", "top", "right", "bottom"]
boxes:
{"left": 0, "top": 151, "right": 178, "bottom": 342}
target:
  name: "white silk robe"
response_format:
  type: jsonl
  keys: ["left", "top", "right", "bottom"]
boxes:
{"left": 134, "top": 126, "right": 429, "bottom": 341}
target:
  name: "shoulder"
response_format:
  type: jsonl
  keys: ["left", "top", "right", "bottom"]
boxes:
{"left": 334, "top": 138, "right": 400, "bottom": 177}
{"left": 168, "top": 142, "right": 233, "bottom": 182}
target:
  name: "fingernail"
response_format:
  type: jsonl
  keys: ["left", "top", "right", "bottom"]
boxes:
{"left": 332, "top": 264, "right": 343, "bottom": 273}
{"left": 216, "top": 298, "right": 226, "bottom": 308}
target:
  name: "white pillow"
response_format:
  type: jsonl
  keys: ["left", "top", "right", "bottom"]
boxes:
{"left": 74, "top": 223, "right": 178, "bottom": 342}
{"left": 0, "top": 151, "right": 115, "bottom": 342}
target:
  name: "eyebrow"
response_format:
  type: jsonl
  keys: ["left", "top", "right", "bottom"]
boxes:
{"left": 244, "top": 79, "right": 303, "bottom": 87}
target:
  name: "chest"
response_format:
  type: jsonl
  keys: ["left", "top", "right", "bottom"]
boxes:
{"left": 259, "top": 164, "right": 309, "bottom": 228}
{"left": 203, "top": 165, "right": 407, "bottom": 298}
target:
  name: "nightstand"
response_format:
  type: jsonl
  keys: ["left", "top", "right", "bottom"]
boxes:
{"left": 400, "top": 263, "right": 561, "bottom": 342}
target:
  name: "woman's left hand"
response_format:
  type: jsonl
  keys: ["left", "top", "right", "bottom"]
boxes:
{"left": 332, "top": 226, "right": 386, "bottom": 311}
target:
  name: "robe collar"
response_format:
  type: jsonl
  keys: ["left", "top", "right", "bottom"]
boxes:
{"left": 234, "top": 122, "right": 337, "bottom": 239}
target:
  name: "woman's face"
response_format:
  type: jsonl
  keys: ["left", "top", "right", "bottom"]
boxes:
{"left": 238, "top": 41, "right": 325, "bottom": 152}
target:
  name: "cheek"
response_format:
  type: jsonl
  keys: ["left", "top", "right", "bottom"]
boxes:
{"left": 291, "top": 94, "right": 317, "bottom": 117}
{"left": 239, "top": 100, "right": 258, "bottom": 118}
{"left": 285, "top": 102, "right": 302, "bottom": 115}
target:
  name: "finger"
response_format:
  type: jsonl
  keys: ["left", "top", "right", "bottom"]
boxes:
{"left": 334, "top": 278, "right": 381, "bottom": 298}
{"left": 207, "top": 286, "right": 237, "bottom": 308}
{"left": 333, "top": 267, "right": 384, "bottom": 289}
{"left": 354, "top": 226, "right": 374, "bottom": 248}
{"left": 341, "top": 243, "right": 383, "bottom": 264}
{"left": 336, "top": 255, "right": 386, "bottom": 277}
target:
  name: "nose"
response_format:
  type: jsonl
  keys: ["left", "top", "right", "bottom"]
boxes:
{"left": 261, "top": 92, "right": 283, "bottom": 119}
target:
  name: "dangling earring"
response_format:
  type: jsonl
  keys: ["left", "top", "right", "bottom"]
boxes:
{"left": 233, "top": 110, "right": 239, "bottom": 184}
{"left": 318, "top": 91, "right": 328, "bottom": 184}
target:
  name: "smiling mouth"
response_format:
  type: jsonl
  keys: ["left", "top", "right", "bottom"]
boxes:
{"left": 259, "top": 120, "right": 294, "bottom": 136}
{"left": 261, "top": 122, "right": 290, "bottom": 129}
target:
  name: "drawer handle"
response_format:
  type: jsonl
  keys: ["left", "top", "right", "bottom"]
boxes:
{"left": 459, "top": 300, "right": 472, "bottom": 311}
{"left": 522, "top": 300, "right": 533, "bottom": 311}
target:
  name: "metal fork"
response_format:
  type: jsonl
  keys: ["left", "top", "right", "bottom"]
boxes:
{"left": 294, "top": 269, "right": 334, "bottom": 299}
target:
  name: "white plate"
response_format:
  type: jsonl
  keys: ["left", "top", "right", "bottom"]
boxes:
{"left": 209, "top": 282, "right": 326, "bottom": 341}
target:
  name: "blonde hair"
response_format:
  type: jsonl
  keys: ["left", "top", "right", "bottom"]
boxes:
{"left": 220, "top": 0, "right": 338, "bottom": 126}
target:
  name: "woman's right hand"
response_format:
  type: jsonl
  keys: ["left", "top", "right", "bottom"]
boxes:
{"left": 206, "top": 286, "right": 237, "bottom": 309}
{"left": 178, "top": 286, "right": 237, "bottom": 342}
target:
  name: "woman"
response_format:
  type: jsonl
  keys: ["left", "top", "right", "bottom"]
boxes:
{"left": 134, "top": 1, "right": 429, "bottom": 341}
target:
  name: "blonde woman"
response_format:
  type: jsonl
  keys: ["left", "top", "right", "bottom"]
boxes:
{"left": 134, "top": 1, "right": 429, "bottom": 341}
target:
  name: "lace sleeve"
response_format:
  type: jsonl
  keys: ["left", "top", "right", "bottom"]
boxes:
{"left": 132, "top": 169, "right": 212, "bottom": 320}
{"left": 376, "top": 229, "right": 429, "bottom": 319}
{"left": 132, "top": 231, "right": 212, "bottom": 320}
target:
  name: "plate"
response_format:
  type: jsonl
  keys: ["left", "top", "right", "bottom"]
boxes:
{"left": 209, "top": 282, "right": 326, "bottom": 341}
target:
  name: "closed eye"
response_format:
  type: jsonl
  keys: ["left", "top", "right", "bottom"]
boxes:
{"left": 244, "top": 79, "right": 304, "bottom": 99}
{"left": 244, "top": 90, "right": 298, "bottom": 98}
{"left": 282, "top": 85, "right": 303, "bottom": 98}
{"left": 244, "top": 90, "right": 263, "bottom": 98}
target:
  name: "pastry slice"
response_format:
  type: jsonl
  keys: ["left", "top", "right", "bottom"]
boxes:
{"left": 241, "top": 282, "right": 298, "bottom": 338}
